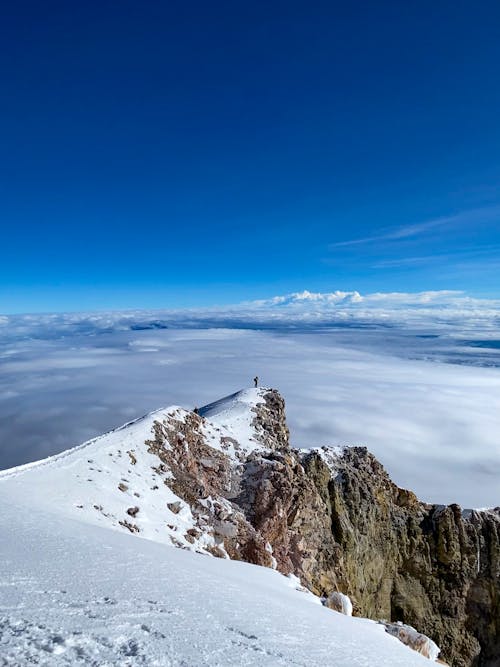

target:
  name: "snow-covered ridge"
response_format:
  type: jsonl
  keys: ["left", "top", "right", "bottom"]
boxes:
{"left": 0, "top": 388, "right": 274, "bottom": 554}
{"left": 0, "top": 408, "right": 168, "bottom": 480}
{"left": 0, "top": 386, "right": 437, "bottom": 666}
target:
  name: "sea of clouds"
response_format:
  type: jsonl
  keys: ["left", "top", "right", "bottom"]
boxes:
{"left": 1, "top": 289, "right": 500, "bottom": 508}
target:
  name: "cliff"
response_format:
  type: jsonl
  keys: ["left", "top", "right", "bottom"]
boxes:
{"left": 2, "top": 387, "right": 497, "bottom": 665}
{"left": 156, "top": 389, "right": 500, "bottom": 666}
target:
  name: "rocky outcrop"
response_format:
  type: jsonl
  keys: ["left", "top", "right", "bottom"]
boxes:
{"left": 143, "top": 388, "right": 499, "bottom": 666}
{"left": 381, "top": 621, "right": 441, "bottom": 661}
{"left": 300, "top": 447, "right": 500, "bottom": 667}
{"left": 145, "top": 407, "right": 274, "bottom": 566}
{"left": 249, "top": 388, "right": 290, "bottom": 451}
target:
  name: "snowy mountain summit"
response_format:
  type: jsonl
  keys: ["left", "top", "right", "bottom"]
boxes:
{"left": 0, "top": 388, "right": 290, "bottom": 557}
{"left": 1, "top": 387, "right": 499, "bottom": 666}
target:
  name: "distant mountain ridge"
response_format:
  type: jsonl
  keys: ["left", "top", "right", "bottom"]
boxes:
{"left": 1, "top": 388, "right": 499, "bottom": 665}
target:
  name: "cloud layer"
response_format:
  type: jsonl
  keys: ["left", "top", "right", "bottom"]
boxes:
{"left": 1, "top": 305, "right": 500, "bottom": 509}
{"left": 2, "top": 289, "right": 500, "bottom": 341}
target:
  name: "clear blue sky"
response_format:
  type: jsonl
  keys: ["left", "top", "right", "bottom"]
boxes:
{"left": 2, "top": 1, "right": 500, "bottom": 313}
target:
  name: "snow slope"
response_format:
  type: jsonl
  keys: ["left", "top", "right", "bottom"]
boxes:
{"left": 0, "top": 498, "right": 432, "bottom": 666}
{"left": 0, "top": 389, "right": 433, "bottom": 665}
{"left": 0, "top": 389, "right": 269, "bottom": 554}
{"left": 0, "top": 406, "right": 203, "bottom": 550}
{"left": 199, "top": 388, "right": 266, "bottom": 448}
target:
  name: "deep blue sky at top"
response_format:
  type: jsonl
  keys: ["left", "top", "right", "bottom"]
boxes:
{"left": 1, "top": 1, "right": 500, "bottom": 313}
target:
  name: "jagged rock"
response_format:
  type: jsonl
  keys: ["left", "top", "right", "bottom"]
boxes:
{"left": 7, "top": 384, "right": 495, "bottom": 663}
{"left": 126, "top": 506, "right": 139, "bottom": 517}
{"left": 250, "top": 389, "right": 290, "bottom": 451}
{"left": 119, "top": 519, "right": 139, "bottom": 533}
{"left": 299, "top": 447, "right": 500, "bottom": 667}
{"left": 143, "top": 388, "right": 499, "bottom": 667}
{"left": 167, "top": 501, "right": 182, "bottom": 514}
{"left": 145, "top": 401, "right": 275, "bottom": 569}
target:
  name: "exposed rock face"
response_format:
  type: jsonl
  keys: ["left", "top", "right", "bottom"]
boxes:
{"left": 250, "top": 388, "right": 290, "bottom": 451}
{"left": 143, "top": 388, "right": 499, "bottom": 666}
{"left": 300, "top": 447, "right": 500, "bottom": 667}
{"left": 145, "top": 407, "right": 274, "bottom": 565}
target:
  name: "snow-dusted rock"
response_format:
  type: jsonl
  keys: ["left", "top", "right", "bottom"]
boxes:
{"left": 0, "top": 386, "right": 498, "bottom": 666}
{"left": 381, "top": 622, "right": 441, "bottom": 661}
{"left": 324, "top": 591, "right": 353, "bottom": 616}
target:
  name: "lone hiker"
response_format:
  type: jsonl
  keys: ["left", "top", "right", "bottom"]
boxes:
{"left": 253, "top": 376, "right": 259, "bottom": 388}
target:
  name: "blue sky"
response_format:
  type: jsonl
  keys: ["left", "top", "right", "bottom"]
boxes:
{"left": 1, "top": 1, "right": 500, "bottom": 313}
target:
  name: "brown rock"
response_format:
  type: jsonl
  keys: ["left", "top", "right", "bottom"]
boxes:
{"left": 136, "top": 389, "right": 500, "bottom": 667}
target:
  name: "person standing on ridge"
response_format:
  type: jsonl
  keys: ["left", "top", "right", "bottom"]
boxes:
{"left": 253, "top": 376, "right": 259, "bottom": 388}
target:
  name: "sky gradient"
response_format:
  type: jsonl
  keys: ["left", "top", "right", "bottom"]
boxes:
{"left": 2, "top": 1, "right": 500, "bottom": 313}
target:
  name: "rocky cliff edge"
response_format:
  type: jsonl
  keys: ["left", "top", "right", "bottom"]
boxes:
{"left": 2, "top": 388, "right": 498, "bottom": 666}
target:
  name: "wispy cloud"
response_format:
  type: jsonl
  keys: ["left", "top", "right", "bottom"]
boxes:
{"left": 372, "top": 245, "right": 500, "bottom": 269}
{"left": 330, "top": 216, "right": 453, "bottom": 248}
{"left": 329, "top": 204, "right": 500, "bottom": 249}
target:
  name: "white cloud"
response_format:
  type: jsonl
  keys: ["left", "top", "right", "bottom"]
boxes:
{"left": 1, "top": 291, "right": 500, "bottom": 511}
{"left": 3, "top": 289, "right": 500, "bottom": 337}
{"left": 1, "top": 325, "right": 500, "bottom": 509}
